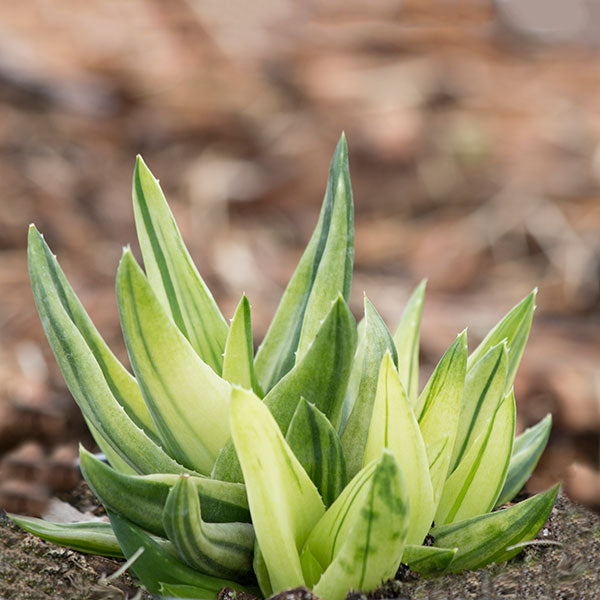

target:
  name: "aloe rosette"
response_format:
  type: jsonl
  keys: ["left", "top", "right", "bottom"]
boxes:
{"left": 10, "top": 135, "right": 557, "bottom": 600}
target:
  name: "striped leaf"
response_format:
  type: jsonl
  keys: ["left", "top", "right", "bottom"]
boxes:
{"left": 285, "top": 398, "right": 347, "bottom": 507}
{"left": 496, "top": 413, "right": 552, "bottom": 507}
{"left": 211, "top": 295, "right": 356, "bottom": 483}
{"left": 432, "top": 484, "right": 559, "bottom": 572}
{"left": 401, "top": 545, "right": 457, "bottom": 575}
{"left": 436, "top": 391, "right": 515, "bottom": 525}
{"left": 8, "top": 515, "right": 123, "bottom": 558}
{"left": 162, "top": 475, "right": 255, "bottom": 579}
{"left": 363, "top": 353, "right": 434, "bottom": 545}
{"left": 133, "top": 156, "right": 228, "bottom": 374}
{"left": 467, "top": 291, "right": 536, "bottom": 393}
{"left": 310, "top": 452, "right": 409, "bottom": 600}
{"left": 341, "top": 297, "right": 397, "bottom": 478}
{"left": 230, "top": 387, "right": 325, "bottom": 593}
{"left": 107, "top": 511, "right": 246, "bottom": 596}
{"left": 450, "top": 342, "right": 508, "bottom": 472}
{"left": 393, "top": 280, "right": 426, "bottom": 404}
{"left": 117, "top": 249, "right": 231, "bottom": 474}
{"left": 416, "top": 332, "right": 467, "bottom": 508}
{"left": 254, "top": 134, "right": 354, "bottom": 393}
{"left": 27, "top": 228, "right": 186, "bottom": 476}
{"left": 222, "top": 295, "right": 262, "bottom": 396}
{"left": 79, "top": 447, "right": 249, "bottom": 538}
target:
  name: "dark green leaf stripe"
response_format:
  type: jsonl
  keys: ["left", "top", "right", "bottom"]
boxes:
{"left": 133, "top": 157, "right": 228, "bottom": 374}
{"left": 163, "top": 476, "right": 254, "bottom": 579}
{"left": 80, "top": 448, "right": 249, "bottom": 538}
{"left": 8, "top": 515, "right": 123, "bottom": 558}
{"left": 432, "top": 484, "right": 559, "bottom": 571}
{"left": 27, "top": 234, "right": 186, "bottom": 475}
{"left": 108, "top": 511, "right": 246, "bottom": 595}
{"left": 254, "top": 134, "right": 354, "bottom": 393}
{"left": 286, "top": 399, "right": 347, "bottom": 507}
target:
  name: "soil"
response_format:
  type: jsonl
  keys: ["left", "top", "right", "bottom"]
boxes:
{"left": 0, "top": 490, "right": 598, "bottom": 600}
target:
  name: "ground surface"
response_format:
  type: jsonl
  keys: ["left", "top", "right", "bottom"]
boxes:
{"left": 0, "top": 490, "right": 598, "bottom": 600}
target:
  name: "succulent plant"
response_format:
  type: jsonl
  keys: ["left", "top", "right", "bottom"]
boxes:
{"left": 10, "top": 135, "right": 556, "bottom": 600}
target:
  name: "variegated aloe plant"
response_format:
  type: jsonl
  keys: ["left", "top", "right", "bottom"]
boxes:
{"left": 11, "top": 135, "right": 556, "bottom": 600}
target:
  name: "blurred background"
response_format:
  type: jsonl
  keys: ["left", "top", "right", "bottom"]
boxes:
{"left": 0, "top": 0, "right": 599, "bottom": 515}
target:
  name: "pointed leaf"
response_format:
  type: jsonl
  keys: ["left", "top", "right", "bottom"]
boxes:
{"left": 230, "top": 387, "right": 325, "bottom": 593}
{"left": 341, "top": 297, "right": 397, "bottom": 478}
{"left": 162, "top": 475, "right": 254, "bottom": 579}
{"left": 363, "top": 353, "right": 434, "bottom": 544}
{"left": 432, "top": 484, "right": 559, "bottom": 571}
{"left": 133, "top": 156, "right": 228, "bottom": 373}
{"left": 254, "top": 134, "right": 353, "bottom": 393}
{"left": 401, "top": 545, "right": 457, "bottom": 575}
{"left": 496, "top": 413, "right": 552, "bottom": 507}
{"left": 222, "top": 295, "right": 262, "bottom": 396}
{"left": 27, "top": 228, "right": 186, "bottom": 475}
{"left": 436, "top": 391, "right": 515, "bottom": 525}
{"left": 107, "top": 511, "right": 246, "bottom": 595}
{"left": 312, "top": 452, "right": 409, "bottom": 600}
{"left": 450, "top": 342, "right": 508, "bottom": 472}
{"left": 117, "top": 249, "right": 231, "bottom": 474}
{"left": 416, "top": 332, "right": 467, "bottom": 508}
{"left": 286, "top": 398, "right": 347, "bottom": 507}
{"left": 80, "top": 447, "right": 249, "bottom": 538}
{"left": 8, "top": 515, "right": 123, "bottom": 558}
{"left": 467, "top": 291, "right": 536, "bottom": 393}
{"left": 393, "top": 280, "right": 426, "bottom": 404}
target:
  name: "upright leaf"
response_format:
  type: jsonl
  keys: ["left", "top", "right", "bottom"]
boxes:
{"left": 363, "top": 353, "right": 434, "bottom": 544}
{"left": 416, "top": 331, "right": 467, "bottom": 508}
{"left": 393, "top": 280, "right": 426, "bottom": 404}
{"left": 117, "top": 250, "right": 231, "bottom": 474}
{"left": 133, "top": 156, "right": 228, "bottom": 373}
{"left": 230, "top": 387, "right": 325, "bottom": 593}
{"left": 467, "top": 291, "right": 536, "bottom": 393}
{"left": 449, "top": 342, "right": 507, "bottom": 472}
{"left": 341, "top": 297, "right": 397, "bottom": 478}
{"left": 254, "top": 134, "right": 353, "bottom": 393}
{"left": 310, "top": 452, "right": 409, "bottom": 600}
{"left": 496, "top": 413, "right": 552, "bottom": 507}
{"left": 222, "top": 295, "right": 262, "bottom": 396}
{"left": 286, "top": 399, "right": 347, "bottom": 507}
{"left": 432, "top": 484, "right": 559, "bottom": 572}
{"left": 436, "top": 391, "right": 515, "bottom": 525}
{"left": 28, "top": 229, "right": 187, "bottom": 476}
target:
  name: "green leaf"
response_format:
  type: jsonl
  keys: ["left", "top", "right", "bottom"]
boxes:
{"left": 212, "top": 296, "right": 356, "bottom": 483}
{"left": 159, "top": 582, "right": 222, "bottom": 599}
{"left": 310, "top": 452, "right": 409, "bottom": 600}
{"left": 393, "top": 280, "right": 426, "bottom": 404}
{"left": 133, "top": 156, "right": 228, "bottom": 374}
{"left": 230, "top": 387, "right": 325, "bottom": 593}
{"left": 467, "top": 291, "right": 536, "bottom": 393}
{"left": 285, "top": 398, "right": 347, "bottom": 507}
{"left": 341, "top": 297, "right": 397, "bottom": 478}
{"left": 450, "top": 342, "right": 508, "bottom": 472}
{"left": 79, "top": 447, "right": 249, "bottom": 538}
{"left": 401, "top": 545, "right": 457, "bottom": 575}
{"left": 496, "top": 413, "right": 552, "bottom": 507}
{"left": 222, "top": 295, "right": 263, "bottom": 396}
{"left": 432, "top": 484, "right": 559, "bottom": 571}
{"left": 254, "top": 134, "right": 354, "bottom": 393}
{"left": 8, "top": 515, "right": 123, "bottom": 558}
{"left": 363, "top": 353, "right": 434, "bottom": 545}
{"left": 162, "top": 475, "right": 254, "bottom": 579}
{"left": 435, "top": 391, "right": 515, "bottom": 525}
{"left": 27, "top": 227, "right": 186, "bottom": 476}
{"left": 107, "top": 511, "right": 245, "bottom": 595}
{"left": 253, "top": 541, "right": 273, "bottom": 599}
{"left": 416, "top": 332, "right": 467, "bottom": 508}
{"left": 117, "top": 249, "right": 231, "bottom": 475}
